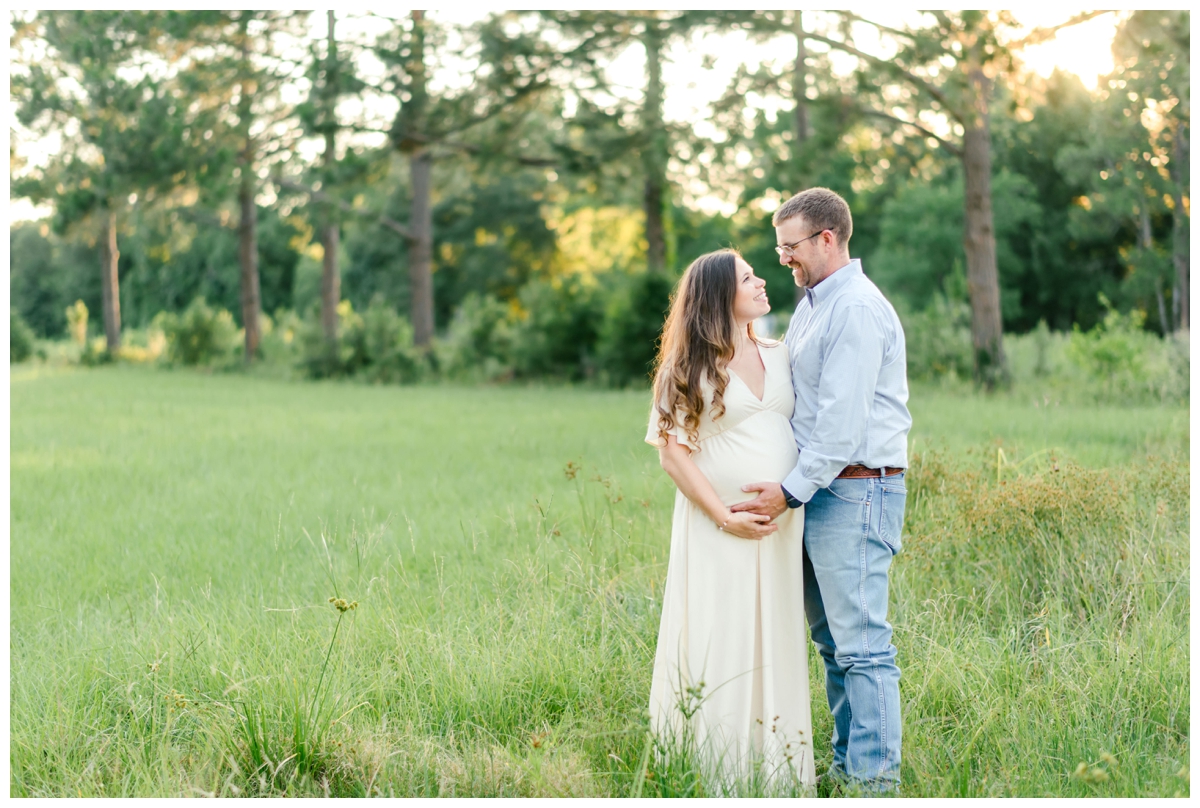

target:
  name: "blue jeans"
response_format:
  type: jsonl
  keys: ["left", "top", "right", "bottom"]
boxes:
{"left": 802, "top": 473, "right": 906, "bottom": 789}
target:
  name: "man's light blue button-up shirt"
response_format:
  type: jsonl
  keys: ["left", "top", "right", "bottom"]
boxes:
{"left": 781, "top": 258, "right": 912, "bottom": 504}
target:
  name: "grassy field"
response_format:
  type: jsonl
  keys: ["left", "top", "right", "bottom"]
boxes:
{"left": 10, "top": 364, "right": 1190, "bottom": 796}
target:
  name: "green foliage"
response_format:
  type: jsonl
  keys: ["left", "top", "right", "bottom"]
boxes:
{"left": 10, "top": 309, "right": 37, "bottom": 363}
{"left": 1066, "top": 296, "right": 1188, "bottom": 404}
{"left": 992, "top": 70, "right": 1123, "bottom": 332}
{"left": 8, "top": 9, "right": 1190, "bottom": 387}
{"left": 257, "top": 308, "right": 303, "bottom": 367}
{"left": 1052, "top": 11, "right": 1190, "bottom": 335}
{"left": 897, "top": 295, "right": 974, "bottom": 382}
{"left": 867, "top": 170, "right": 1041, "bottom": 326}
{"left": 79, "top": 336, "right": 115, "bottom": 366}
{"left": 9, "top": 223, "right": 99, "bottom": 338}
{"left": 434, "top": 293, "right": 516, "bottom": 382}
{"left": 153, "top": 297, "right": 238, "bottom": 367}
{"left": 431, "top": 170, "right": 560, "bottom": 323}
{"left": 11, "top": 10, "right": 199, "bottom": 282}
{"left": 65, "top": 299, "right": 89, "bottom": 345}
{"left": 292, "top": 241, "right": 349, "bottom": 322}
{"left": 297, "top": 300, "right": 366, "bottom": 379}
{"left": 361, "top": 298, "right": 426, "bottom": 384}
{"left": 509, "top": 277, "right": 602, "bottom": 381}
{"left": 297, "top": 298, "right": 426, "bottom": 383}
{"left": 596, "top": 271, "right": 677, "bottom": 386}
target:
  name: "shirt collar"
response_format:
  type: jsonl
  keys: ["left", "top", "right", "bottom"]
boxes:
{"left": 805, "top": 258, "right": 862, "bottom": 307}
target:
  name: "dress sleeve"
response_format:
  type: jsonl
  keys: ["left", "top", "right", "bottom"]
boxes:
{"left": 644, "top": 400, "right": 699, "bottom": 451}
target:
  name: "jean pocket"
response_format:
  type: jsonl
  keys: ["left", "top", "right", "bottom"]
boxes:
{"left": 826, "top": 477, "right": 869, "bottom": 505}
{"left": 878, "top": 485, "right": 907, "bottom": 554}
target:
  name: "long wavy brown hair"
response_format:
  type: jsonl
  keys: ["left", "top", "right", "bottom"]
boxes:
{"left": 651, "top": 249, "right": 762, "bottom": 447}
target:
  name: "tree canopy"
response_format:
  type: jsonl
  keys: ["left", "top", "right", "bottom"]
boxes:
{"left": 10, "top": 10, "right": 1189, "bottom": 383}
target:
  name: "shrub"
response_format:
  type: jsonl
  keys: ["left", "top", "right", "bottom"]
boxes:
{"left": 1066, "top": 295, "right": 1186, "bottom": 403}
{"left": 114, "top": 327, "right": 166, "bottom": 363}
{"left": 897, "top": 294, "right": 974, "bottom": 382}
{"left": 361, "top": 297, "right": 425, "bottom": 384}
{"left": 1030, "top": 318, "right": 1054, "bottom": 377}
{"left": 435, "top": 293, "right": 515, "bottom": 381}
{"left": 10, "top": 309, "right": 35, "bottom": 363}
{"left": 153, "top": 297, "right": 239, "bottom": 367}
{"left": 65, "top": 300, "right": 88, "bottom": 346}
{"left": 1163, "top": 330, "right": 1190, "bottom": 401}
{"left": 595, "top": 270, "right": 676, "bottom": 387}
{"left": 1003, "top": 319, "right": 1073, "bottom": 387}
{"left": 297, "top": 301, "right": 367, "bottom": 379}
{"left": 259, "top": 308, "right": 303, "bottom": 366}
{"left": 510, "top": 277, "right": 602, "bottom": 381}
{"left": 80, "top": 336, "right": 114, "bottom": 366}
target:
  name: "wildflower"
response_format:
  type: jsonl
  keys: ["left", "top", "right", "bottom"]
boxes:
{"left": 1099, "top": 751, "right": 1117, "bottom": 766}
{"left": 1090, "top": 768, "right": 1108, "bottom": 783}
{"left": 564, "top": 461, "right": 579, "bottom": 480}
{"left": 1074, "top": 762, "right": 1089, "bottom": 778}
{"left": 328, "top": 597, "right": 357, "bottom": 612}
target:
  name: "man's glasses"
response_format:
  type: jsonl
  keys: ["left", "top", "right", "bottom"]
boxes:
{"left": 775, "top": 230, "right": 831, "bottom": 257}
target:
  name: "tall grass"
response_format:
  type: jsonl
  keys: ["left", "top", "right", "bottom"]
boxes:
{"left": 10, "top": 366, "right": 1189, "bottom": 796}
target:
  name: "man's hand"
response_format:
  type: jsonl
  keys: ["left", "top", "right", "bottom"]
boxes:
{"left": 731, "top": 482, "right": 788, "bottom": 520}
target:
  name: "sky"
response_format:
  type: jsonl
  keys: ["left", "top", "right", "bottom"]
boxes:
{"left": 8, "top": 9, "right": 1126, "bottom": 222}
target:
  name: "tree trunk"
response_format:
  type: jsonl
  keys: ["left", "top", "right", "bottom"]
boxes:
{"left": 1155, "top": 276, "right": 1169, "bottom": 335}
{"left": 238, "top": 171, "right": 261, "bottom": 360}
{"left": 320, "top": 184, "right": 340, "bottom": 343}
{"left": 792, "top": 11, "right": 809, "bottom": 170}
{"left": 793, "top": 11, "right": 809, "bottom": 304}
{"left": 402, "top": 10, "right": 435, "bottom": 348}
{"left": 1139, "top": 204, "right": 1170, "bottom": 333}
{"left": 99, "top": 203, "right": 121, "bottom": 351}
{"left": 409, "top": 148, "right": 434, "bottom": 347}
{"left": 1170, "top": 119, "right": 1189, "bottom": 331}
{"left": 237, "top": 18, "right": 261, "bottom": 361}
{"left": 961, "top": 67, "right": 1007, "bottom": 389}
{"left": 642, "top": 24, "right": 666, "bottom": 274}
{"left": 320, "top": 10, "right": 340, "bottom": 344}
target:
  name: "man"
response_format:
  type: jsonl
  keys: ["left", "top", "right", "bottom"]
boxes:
{"left": 732, "top": 187, "right": 911, "bottom": 791}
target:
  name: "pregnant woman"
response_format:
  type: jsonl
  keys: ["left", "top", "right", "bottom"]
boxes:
{"left": 645, "top": 249, "right": 815, "bottom": 790}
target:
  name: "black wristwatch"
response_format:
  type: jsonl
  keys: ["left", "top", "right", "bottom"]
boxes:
{"left": 782, "top": 486, "right": 803, "bottom": 509}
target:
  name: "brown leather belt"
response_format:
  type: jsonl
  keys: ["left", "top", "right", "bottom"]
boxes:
{"left": 837, "top": 464, "right": 905, "bottom": 479}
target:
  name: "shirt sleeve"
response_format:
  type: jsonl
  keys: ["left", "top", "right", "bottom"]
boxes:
{"left": 644, "top": 400, "right": 699, "bottom": 451}
{"left": 782, "top": 302, "right": 887, "bottom": 503}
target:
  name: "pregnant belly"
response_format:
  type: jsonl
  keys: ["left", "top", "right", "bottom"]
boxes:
{"left": 690, "top": 417, "right": 800, "bottom": 506}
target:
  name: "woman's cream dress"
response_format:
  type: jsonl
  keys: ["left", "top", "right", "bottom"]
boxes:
{"left": 644, "top": 341, "right": 815, "bottom": 789}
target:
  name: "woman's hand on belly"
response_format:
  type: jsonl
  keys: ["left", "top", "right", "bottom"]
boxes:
{"left": 722, "top": 510, "right": 779, "bottom": 541}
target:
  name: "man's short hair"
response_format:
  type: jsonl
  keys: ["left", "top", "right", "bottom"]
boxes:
{"left": 772, "top": 187, "right": 853, "bottom": 247}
